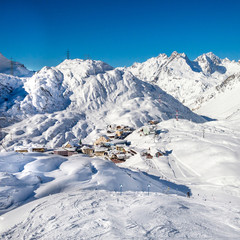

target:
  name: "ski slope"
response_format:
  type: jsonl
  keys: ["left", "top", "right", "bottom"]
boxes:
{"left": 1, "top": 189, "right": 239, "bottom": 239}
{"left": 122, "top": 119, "right": 240, "bottom": 204}
{"left": 1, "top": 117, "right": 240, "bottom": 239}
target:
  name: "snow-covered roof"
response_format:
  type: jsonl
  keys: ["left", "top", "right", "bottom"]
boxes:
{"left": 62, "top": 139, "right": 80, "bottom": 148}
{"left": 81, "top": 146, "right": 93, "bottom": 150}
{"left": 100, "top": 135, "right": 110, "bottom": 140}
{"left": 110, "top": 139, "right": 127, "bottom": 145}
{"left": 94, "top": 147, "right": 108, "bottom": 152}
{"left": 116, "top": 153, "right": 126, "bottom": 159}
{"left": 14, "top": 146, "right": 29, "bottom": 151}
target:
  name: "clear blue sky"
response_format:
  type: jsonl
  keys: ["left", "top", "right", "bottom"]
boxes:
{"left": 0, "top": 0, "right": 240, "bottom": 70}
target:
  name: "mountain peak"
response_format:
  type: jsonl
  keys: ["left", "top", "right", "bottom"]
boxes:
{"left": 57, "top": 58, "right": 114, "bottom": 76}
{"left": 196, "top": 52, "right": 221, "bottom": 64}
{"left": 0, "top": 52, "right": 34, "bottom": 77}
{"left": 170, "top": 51, "right": 187, "bottom": 58}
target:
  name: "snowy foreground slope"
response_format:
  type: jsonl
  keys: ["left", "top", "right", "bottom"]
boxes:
{"left": 0, "top": 117, "right": 240, "bottom": 239}
{"left": 1, "top": 189, "right": 239, "bottom": 239}
{"left": 128, "top": 51, "right": 240, "bottom": 110}
{"left": 1, "top": 59, "right": 204, "bottom": 150}
{"left": 0, "top": 148, "right": 240, "bottom": 239}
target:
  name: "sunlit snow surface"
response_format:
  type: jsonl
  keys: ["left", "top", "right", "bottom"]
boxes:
{"left": 1, "top": 54, "right": 240, "bottom": 239}
{"left": 1, "top": 118, "right": 240, "bottom": 239}
{"left": 128, "top": 51, "right": 240, "bottom": 110}
{"left": 0, "top": 59, "right": 204, "bottom": 150}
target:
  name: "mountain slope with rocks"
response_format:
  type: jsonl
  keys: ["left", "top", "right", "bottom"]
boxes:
{"left": 128, "top": 51, "right": 240, "bottom": 111}
{"left": 0, "top": 59, "right": 204, "bottom": 150}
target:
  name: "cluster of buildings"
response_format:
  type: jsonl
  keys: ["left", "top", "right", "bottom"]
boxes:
{"left": 14, "top": 122, "right": 165, "bottom": 163}
{"left": 52, "top": 125, "right": 136, "bottom": 163}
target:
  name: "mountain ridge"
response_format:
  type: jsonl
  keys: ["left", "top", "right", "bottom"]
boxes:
{"left": 0, "top": 58, "right": 205, "bottom": 150}
{"left": 128, "top": 51, "right": 240, "bottom": 110}
{"left": 0, "top": 53, "right": 34, "bottom": 77}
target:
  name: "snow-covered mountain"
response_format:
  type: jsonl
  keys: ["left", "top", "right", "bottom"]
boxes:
{"left": 1, "top": 54, "right": 240, "bottom": 239}
{"left": 128, "top": 51, "right": 240, "bottom": 111}
{"left": 0, "top": 53, "right": 34, "bottom": 77}
{"left": 197, "top": 72, "right": 240, "bottom": 119}
{"left": 1, "top": 59, "right": 204, "bottom": 149}
{"left": 0, "top": 74, "right": 26, "bottom": 111}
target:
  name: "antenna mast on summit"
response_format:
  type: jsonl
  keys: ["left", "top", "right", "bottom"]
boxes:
{"left": 10, "top": 57, "right": 14, "bottom": 75}
{"left": 67, "top": 49, "right": 70, "bottom": 59}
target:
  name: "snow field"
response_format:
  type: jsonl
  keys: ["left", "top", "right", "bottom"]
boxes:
{"left": 122, "top": 119, "right": 240, "bottom": 205}
{"left": 0, "top": 152, "right": 189, "bottom": 215}
{"left": 1, "top": 189, "right": 240, "bottom": 239}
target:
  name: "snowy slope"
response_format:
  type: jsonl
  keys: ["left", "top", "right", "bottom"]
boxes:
{"left": 128, "top": 51, "right": 240, "bottom": 110}
{"left": 197, "top": 73, "right": 240, "bottom": 120}
{"left": 0, "top": 152, "right": 186, "bottom": 214}
{"left": 0, "top": 53, "right": 34, "bottom": 77}
{"left": 1, "top": 59, "right": 205, "bottom": 150}
{"left": 123, "top": 119, "right": 240, "bottom": 190}
{"left": 0, "top": 74, "right": 27, "bottom": 113}
{"left": 1, "top": 189, "right": 239, "bottom": 239}
{"left": 0, "top": 122, "right": 240, "bottom": 239}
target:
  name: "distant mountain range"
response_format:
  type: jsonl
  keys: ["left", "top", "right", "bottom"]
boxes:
{"left": 0, "top": 51, "right": 240, "bottom": 149}
{"left": 128, "top": 51, "right": 240, "bottom": 111}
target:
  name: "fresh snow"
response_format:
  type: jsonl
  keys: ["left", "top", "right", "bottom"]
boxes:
{"left": 1, "top": 118, "right": 240, "bottom": 239}
{"left": 1, "top": 52, "right": 240, "bottom": 239}
{"left": 128, "top": 51, "right": 240, "bottom": 110}
{"left": 1, "top": 59, "right": 204, "bottom": 150}
{"left": 197, "top": 73, "right": 240, "bottom": 119}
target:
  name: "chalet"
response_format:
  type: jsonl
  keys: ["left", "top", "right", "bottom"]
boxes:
{"left": 143, "top": 126, "right": 150, "bottom": 135}
{"left": 123, "top": 126, "right": 132, "bottom": 131}
{"left": 148, "top": 120, "right": 159, "bottom": 125}
{"left": 116, "top": 153, "right": 126, "bottom": 160}
{"left": 111, "top": 158, "right": 126, "bottom": 163}
{"left": 107, "top": 133, "right": 116, "bottom": 139}
{"left": 62, "top": 139, "right": 80, "bottom": 149}
{"left": 116, "top": 129, "right": 124, "bottom": 137}
{"left": 31, "top": 147, "right": 46, "bottom": 153}
{"left": 116, "top": 144, "right": 126, "bottom": 153}
{"left": 141, "top": 151, "right": 153, "bottom": 159}
{"left": 111, "top": 139, "right": 128, "bottom": 146}
{"left": 81, "top": 146, "right": 94, "bottom": 156}
{"left": 94, "top": 135, "right": 110, "bottom": 146}
{"left": 14, "top": 147, "right": 28, "bottom": 153}
{"left": 110, "top": 152, "right": 126, "bottom": 163}
{"left": 146, "top": 153, "right": 153, "bottom": 159}
{"left": 107, "top": 124, "right": 117, "bottom": 131}
{"left": 155, "top": 151, "right": 164, "bottom": 157}
{"left": 94, "top": 147, "right": 108, "bottom": 157}
{"left": 54, "top": 149, "right": 68, "bottom": 157}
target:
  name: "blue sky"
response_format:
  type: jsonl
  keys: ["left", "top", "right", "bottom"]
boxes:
{"left": 0, "top": 0, "right": 240, "bottom": 70}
